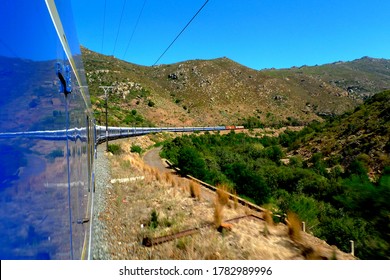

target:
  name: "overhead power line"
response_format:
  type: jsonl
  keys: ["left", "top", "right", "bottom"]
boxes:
{"left": 112, "top": 0, "right": 127, "bottom": 56}
{"left": 152, "top": 0, "right": 210, "bottom": 66}
{"left": 123, "top": 0, "right": 148, "bottom": 59}
{"left": 101, "top": 0, "right": 107, "bottom": 53}
{"left": 0, "top": 39, "right": 19, "bottom": 58}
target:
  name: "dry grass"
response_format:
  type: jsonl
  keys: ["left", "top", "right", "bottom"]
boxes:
{"left": 301, "top": 245, "right": 324, "bottom": 260}
{"left": 171, "top": 177, "right": 178, "bottom": 188}
{"left": 189, "top": 181, "right": 201, "bottom": 200}
{"left": 213, "top": 200, "right": 223, "bottom": 228}
{"left": 232, "top": 189, "right": 239, "bottom": 209}
{"left": 216, "top": 184, "right": 230, "bottom": 206}
{"left": 263, "top": 209, "right": 274, "bottom": 227}
{"left": 286, "top": 212, "right": 302, "bottom": 243}
{"left": 164, "top": 172, "right": 174, "bottom": 185}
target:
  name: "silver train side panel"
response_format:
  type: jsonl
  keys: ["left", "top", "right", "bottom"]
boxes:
{"left": 0, "top": 0, "right": 94, "bottom": 259}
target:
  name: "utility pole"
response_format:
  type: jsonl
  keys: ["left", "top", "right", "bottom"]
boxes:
{"left": 99, "top": 86, "right": 113, "bottom": 152}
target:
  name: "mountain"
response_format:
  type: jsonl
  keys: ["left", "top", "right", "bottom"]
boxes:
{"left": 82, "top": 47, "right": 390, "bottom": 127}
{"left": 263, "top": 57, "right": 390, "bottom": 100}
{"left": 289, "top": 90, "right": 390, "bottom": 176}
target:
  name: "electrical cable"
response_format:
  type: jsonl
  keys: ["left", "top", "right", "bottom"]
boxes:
{"left": 123, "top": 0, "right": 148, "bottom": 59}
{"left": 0, "top": 39, "right": 19, "bottom": 58}
{"left": 112, "top": 0, "right": 127, "bottom": 56}
{"left": 152, "top": 0, "right": 210, "bottom": 66}
{"left": 101, "top": 0, "right": 107, "bottom": 53}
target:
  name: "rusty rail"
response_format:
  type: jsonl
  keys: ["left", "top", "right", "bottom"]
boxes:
{"left": 142, "top": 214, "right": 264, "bottom": 247}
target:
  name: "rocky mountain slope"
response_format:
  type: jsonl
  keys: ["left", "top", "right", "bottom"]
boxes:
{"left": 81, "top": 47, "right": 390, "bottom": 127}
{"left": 290, "top": 90, "right": 390, "bottom": 175}
{"left": 263, "top": 57, "right": 390, "bottom": 101}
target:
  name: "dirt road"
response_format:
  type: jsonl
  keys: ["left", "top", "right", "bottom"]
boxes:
{"left": 143, "top": 147, "right": 218, "bottom": 203}
{"left": 143, "top": 147, "right": 170, "bottom": 173}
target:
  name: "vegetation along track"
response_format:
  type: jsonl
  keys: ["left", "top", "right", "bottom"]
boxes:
{"left": 142, "top": 147, "right": 284, "bottom": 247}
{"left": 103, "top": 138, "right": 356, "bottom": 259}
{"left": 143, "top": 147, "right": 269, "bottom": 213}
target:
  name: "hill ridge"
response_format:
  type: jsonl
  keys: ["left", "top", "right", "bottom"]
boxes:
{"left": 82, "top": 47, "right": 390, "bottom": 127}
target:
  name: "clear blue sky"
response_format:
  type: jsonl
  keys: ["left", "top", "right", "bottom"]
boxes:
{"left": 70, "top": 0, "right": 390, "bottom": 70}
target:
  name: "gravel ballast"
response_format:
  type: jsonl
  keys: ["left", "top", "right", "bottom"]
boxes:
{"left": 90, "top": 144, "right": 112, "bottom": 260}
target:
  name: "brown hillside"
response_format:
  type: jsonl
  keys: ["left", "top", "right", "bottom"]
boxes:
{"left": 81, "top": 47, "right": 359, "bottom": 127}
{"left": 263, "top": 57, "right": 390, "bottom": 100}
{"left": 290, "top": 90, "right": 390, "bottom": 175}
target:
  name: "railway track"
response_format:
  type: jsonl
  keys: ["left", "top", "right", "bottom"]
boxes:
{"left": 142, "top": 214, "right": 265, "bottom": 247}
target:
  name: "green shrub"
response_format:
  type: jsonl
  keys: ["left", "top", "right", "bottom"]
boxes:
{"left": 177, "top": 146, "right": 206, "bottom": 178}
{"left": 108, "top": 144, "right": 122, "bottom": 155}
{"left": 346, "top": 159, "right": 368, "bottom": 179}
{"left": 262, "top": 145, "right": 284, "bottom": 163}
{"left": 241, "top": 116, "right": 264, "bottom": 129}
{"left": 149, "top": 210, "right": 159, "bottom": 229}
{"left": 289, "top": 156, "right": 303, "bottom": 168}
{"left": 147, "top": 100, "right": 155, "bottom": 107}
{"left": 130, "top": 145, "right": 142, "bottom": 154}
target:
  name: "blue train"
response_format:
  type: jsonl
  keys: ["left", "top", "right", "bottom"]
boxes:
{"left": 95, "top": 125, "right": 243, "bottom": 144}
{"left": 0, "top": 0, "right": 96, "bottom": 260}
{"left": 0, "top": 1, "right": 243, "bottom": 260}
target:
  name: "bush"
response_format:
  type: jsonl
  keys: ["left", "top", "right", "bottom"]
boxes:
{"left": 297, "top": 175, "right": 330, "bottom": 201}
{"left": 317, "top": 215, "right": 373, "bottom": 258}
{"left": 177, "top": 146, "right": 206, "bottom": 179}
{"left": 282, "top": 194, "right": 320, "bottom": 232}
{"left": 149, "top": 209, "right": 159, "bottom": 229}
{"left": 241, "top": 116, "right": 264, "bottom": 129}
{"left": 336, "top": 175, "right": 376, "bottom": 219}
{"left": 130, "top": 145, "right": 142, "bottom": 154}
{"left": 310, "top": 153, "right": 328, "bottom": 176}
{"left": 347, "top": 159, "right": 368, "bottom": 179}
{"left": 262, "top": 145, "right": 284, "bottom": 163}
{"left": 147, "top": 100, "right": 155, "bottom": 107}
{"left": 289, "top": 156, "right": 303, "bottom": 168}
{"left": 108, "top": 144, "right": 122, "bottom": 155}
{"left": 224, "top": 162, "right": 270, "bottom": 205}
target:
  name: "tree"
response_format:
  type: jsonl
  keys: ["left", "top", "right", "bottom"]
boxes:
{"left": 346, "top": 159, "right": 368, "bottom": 179}
{"left": 262, "top": 145, "right": 284, "bottom": 163}
{"left": 224, "top": 162, "right": 270, "bottom": 205}
{"left": 177, "top": 146, "right": 206, "bottom": 179}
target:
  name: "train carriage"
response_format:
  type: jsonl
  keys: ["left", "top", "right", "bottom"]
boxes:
{"left": 0, "top": 0, "right": 94, "bottom": 259}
